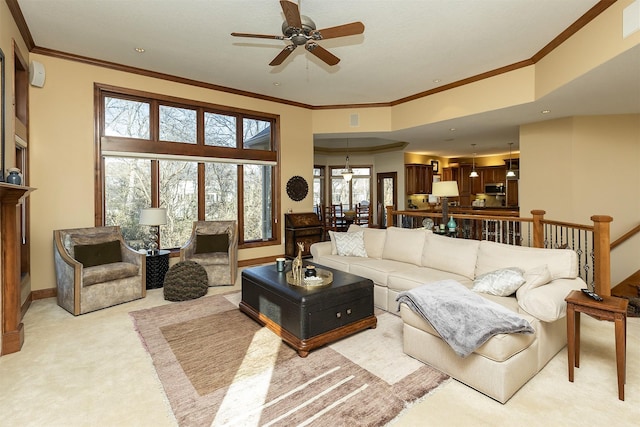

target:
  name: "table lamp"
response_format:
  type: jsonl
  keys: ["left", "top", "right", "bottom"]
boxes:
{"left": 139, "top": 207, "right": 167, "bottom": 255}
{"left": 431, "top": 181, "right": 459, "bottom": 227}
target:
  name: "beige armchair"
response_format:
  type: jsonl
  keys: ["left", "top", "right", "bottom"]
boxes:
{"left": 180, "top": 221, "right": 238, "bottom": 286}
{"left": 53, "top": 226, "right": 146, "bottom": 315}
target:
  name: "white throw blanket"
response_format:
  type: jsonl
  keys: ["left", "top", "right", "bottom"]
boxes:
{"left": 396, "top": 280, "right": 534, "bottom": 358}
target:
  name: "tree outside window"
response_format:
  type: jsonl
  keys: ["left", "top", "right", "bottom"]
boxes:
{"left": 98, "top": 87, "right": 279, "bottom": 251}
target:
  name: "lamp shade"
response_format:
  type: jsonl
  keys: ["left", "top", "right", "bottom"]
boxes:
{"left": 431, "top": 181, "right": 459, "bottom": 197}
{"left": 139, "top": 208, "right": 167, "bottom": 226}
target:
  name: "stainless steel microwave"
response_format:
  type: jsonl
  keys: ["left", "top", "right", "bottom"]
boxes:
{"left": 485, "top": 183, "right": 505, "bottom": 195}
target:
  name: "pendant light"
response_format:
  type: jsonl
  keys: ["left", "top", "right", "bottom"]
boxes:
{"left": 469, "top": 144, "right": 479, "bottom": 178}
{"left": 341, "top": 139, "right": 353, "bottom": 182}
{"left": 506, "top": 142, "right": 516, "bottom": 178}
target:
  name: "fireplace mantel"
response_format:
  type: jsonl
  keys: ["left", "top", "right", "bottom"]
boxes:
{"left": 0, "top": 183, "right": 34, "bottom": 355}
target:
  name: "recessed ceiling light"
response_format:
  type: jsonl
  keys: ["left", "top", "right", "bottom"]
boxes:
{"left": 449, "top": 128, "right": 456, "bottom": 132}
{"left": 541, "top": 109, "right": 551, "bottom": 114}
{"left": 433, "top": 79, "right": 441, "bottom": 83}
{"left": 273, "top": 82, "right": 281, "bottom": 86}
{"left": 134, "top": 47, "right": 145, "bottom": 53}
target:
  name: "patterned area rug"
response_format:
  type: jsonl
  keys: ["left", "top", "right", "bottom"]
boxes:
{"left": 130, "top": 293, "right": 449, "bottom": 427}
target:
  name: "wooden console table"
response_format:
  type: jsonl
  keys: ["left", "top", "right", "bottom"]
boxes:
{"left": 565, "top": 290, "right": 628, "bottom": 400}
{"left": 0, "top": 184, "right": 34, "bottom": 356}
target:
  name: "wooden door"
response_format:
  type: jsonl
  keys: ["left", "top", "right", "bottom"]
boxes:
{"left": 377, "top": 172, "right": 397, "bottom": 227}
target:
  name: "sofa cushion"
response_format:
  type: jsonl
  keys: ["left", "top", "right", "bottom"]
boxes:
{"left": 331, "top": 230, "right": 367, "bottom": 257}
{"left": 348, "top": 225, "right": 386, "bottom": 259}
{"left": 195, "top": 233, "right": 229, "bottom": 254}
{"left": 74, "top": 240, "right": 122, "bottom": 267}
{"left": 382, "top": 227, "right": 426, "bottom": 266}
{"left": 476, "top": 240, "right": 578, "bottom": 280}
{"left": 311, "top": 254, "right": 354, "bottom": 272}
{"left": 400, "top": 303, "right": 536, "bottom": 362}
{"left": 83, "top": 262, "right": 139, "bottom": 286}
{"left": 516, "top": 264, "right": 552, "bottom": 301}
{"left": 349, "top": 258, "right": 414, "bottom": 287}
{"left": 472, "top": 267, "right": 525, "bottom": 297}
{"left": 388, "top": 267, "right": 472, "bottom": 294}
{"left": 421, "top": 233, "right": 480, "bottom": 279}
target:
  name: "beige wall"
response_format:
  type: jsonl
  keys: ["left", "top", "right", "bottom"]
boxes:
{"left": 520, "top": 115, "right": 640, "bottom": 286}
{"left": 28, "top": 54, "right": 314, "bottom": 292}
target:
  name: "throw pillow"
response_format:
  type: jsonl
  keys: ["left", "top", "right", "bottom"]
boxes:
{"left": 195, "top": 233, "right": 229, "bottom": 254}
{"left": 516, "top": 264, "right": 552, "bottom": 301}
{"left": 472, "top": 267, "right": 525, "bottom": 297}
{"left": 332, "top": 231, "right": 367, "bottom": 257}
{"left": 74, "top": 240, "right": 122, "bottom": 267}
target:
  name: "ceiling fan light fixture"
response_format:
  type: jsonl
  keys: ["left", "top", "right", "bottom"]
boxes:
{"left": 231, "top": 1, "right": 364, "bottom": 67}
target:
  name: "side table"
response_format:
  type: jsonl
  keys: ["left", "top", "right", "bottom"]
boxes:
{"left": 565, "top": 289, "right": 628, "bottom": 400}
{"left": 146, "top": 250, "right": 170, "bottom": 289}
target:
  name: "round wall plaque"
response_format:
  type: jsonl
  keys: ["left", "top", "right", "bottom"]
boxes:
{"left": 286, "top": 175, "right": 308, "bottom": 201}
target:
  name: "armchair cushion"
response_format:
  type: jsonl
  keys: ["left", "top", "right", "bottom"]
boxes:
{"left": 74, "top": 240, "right": 122, "bottom": 267}
{"left": 195, "top": 233, "right": 229, "bottom": 254}
{"left": 188, "top": 252, "right": 229, "bottom": 266}
{"left": 83, "top": 262, "right": 140, "bottom": 287}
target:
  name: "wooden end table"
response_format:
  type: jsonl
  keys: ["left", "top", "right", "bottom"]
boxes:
{"left": 565, "top": 290, "right": 628, "bottom": 401}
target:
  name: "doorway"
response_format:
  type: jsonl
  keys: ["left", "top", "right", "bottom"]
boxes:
{"left": 376, "top": 172, "right": 397, "bottom": 228}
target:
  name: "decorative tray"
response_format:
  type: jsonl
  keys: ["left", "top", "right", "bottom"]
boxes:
{"left": 286, "top": 268, "right": 333, "bottom": 288}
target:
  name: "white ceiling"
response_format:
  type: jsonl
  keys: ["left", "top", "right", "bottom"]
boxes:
{"left": 15, "top": 0, "right": 640, "bottom": 157}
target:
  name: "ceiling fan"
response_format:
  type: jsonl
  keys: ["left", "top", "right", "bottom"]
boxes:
{"left": 231, "top": 0, "right": 365, "bottom": 66}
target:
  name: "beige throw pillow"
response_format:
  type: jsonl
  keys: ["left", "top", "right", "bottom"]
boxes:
{"left": 516, "top": 264, "right": 552, "bottom": 301}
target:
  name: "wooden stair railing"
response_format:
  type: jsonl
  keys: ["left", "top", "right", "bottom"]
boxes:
{"left": 611, "top": 223, "right": 640, "bottom": 250}
{"left": 384, "top": 207, "right": 613, "bottom": 296}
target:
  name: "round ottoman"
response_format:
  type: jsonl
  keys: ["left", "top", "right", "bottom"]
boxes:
{"left": 163, "top": 260, "right": 208, "bottom": 301}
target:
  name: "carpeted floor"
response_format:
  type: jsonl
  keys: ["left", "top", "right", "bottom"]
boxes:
{"left": 130, "top": 292, "right": 449, "bottom": 427}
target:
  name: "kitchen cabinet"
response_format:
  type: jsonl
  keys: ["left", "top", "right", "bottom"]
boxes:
{"left": 405, "top": 164, "right": 433, "bottom": 194}
{"left": 470, "top": 171, "right": 483, "bottom": 195}
{"left": 482, "top": 166, "right": 506, "bottom": 186}
{"left": 506, "top": 180, "right": 519, "bottom": 207}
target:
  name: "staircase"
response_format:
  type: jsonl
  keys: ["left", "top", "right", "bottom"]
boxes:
{"left": 612, "top": 269, "right": 640, "bottom": 316}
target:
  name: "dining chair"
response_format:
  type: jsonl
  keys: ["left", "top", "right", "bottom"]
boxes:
{"left": 355, "top": 203, "right": 372, "bottom": 227}
{"left": 322, "top": 205, "right": 339, "bottom": 240}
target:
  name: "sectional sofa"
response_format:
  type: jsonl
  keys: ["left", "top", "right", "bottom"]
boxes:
{"left": 310, "top": 224, "right": 584, "bottom": 403}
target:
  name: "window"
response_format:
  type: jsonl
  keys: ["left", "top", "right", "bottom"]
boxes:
{"left": 329, "top": 166, "right": 372, "bottom": 210}
{"left": 312, "top": 166, "right": 325, "bottom": 208}
{"left": 96, "top": 85, "right": 280, "bottom": 251}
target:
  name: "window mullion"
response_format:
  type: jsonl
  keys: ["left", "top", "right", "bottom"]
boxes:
{"left": 151, "top": 160, "right": 160, "bottom": 207}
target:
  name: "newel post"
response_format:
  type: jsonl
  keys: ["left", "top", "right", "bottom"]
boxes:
{"left": 591, "top": 215, "right": 613, "bottom": 297}
{"left": 531, "top": 210, "right": 546, "bottom": 248}
{"left": 386, "top": 206, "right": 395, "bottom": 228}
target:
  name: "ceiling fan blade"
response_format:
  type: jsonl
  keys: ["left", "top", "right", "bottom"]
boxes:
{"left": 280, "top": 0, "right": 302, "bottom": 29}
{"left": 313, "top": 22, "right": 365, "bottom": 40}
{"left": 231, "top": 32, "right": 284, "bottom": 40}
{"left": 269, "top": 45, "right": 296, "bottom": 66}
{"left": 305, "top": 42, "right": 340, "bottom": 66}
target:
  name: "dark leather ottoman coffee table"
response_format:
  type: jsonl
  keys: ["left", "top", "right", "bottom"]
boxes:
{"left": 240, "top": 262, "right": 376, "bottom": 357}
